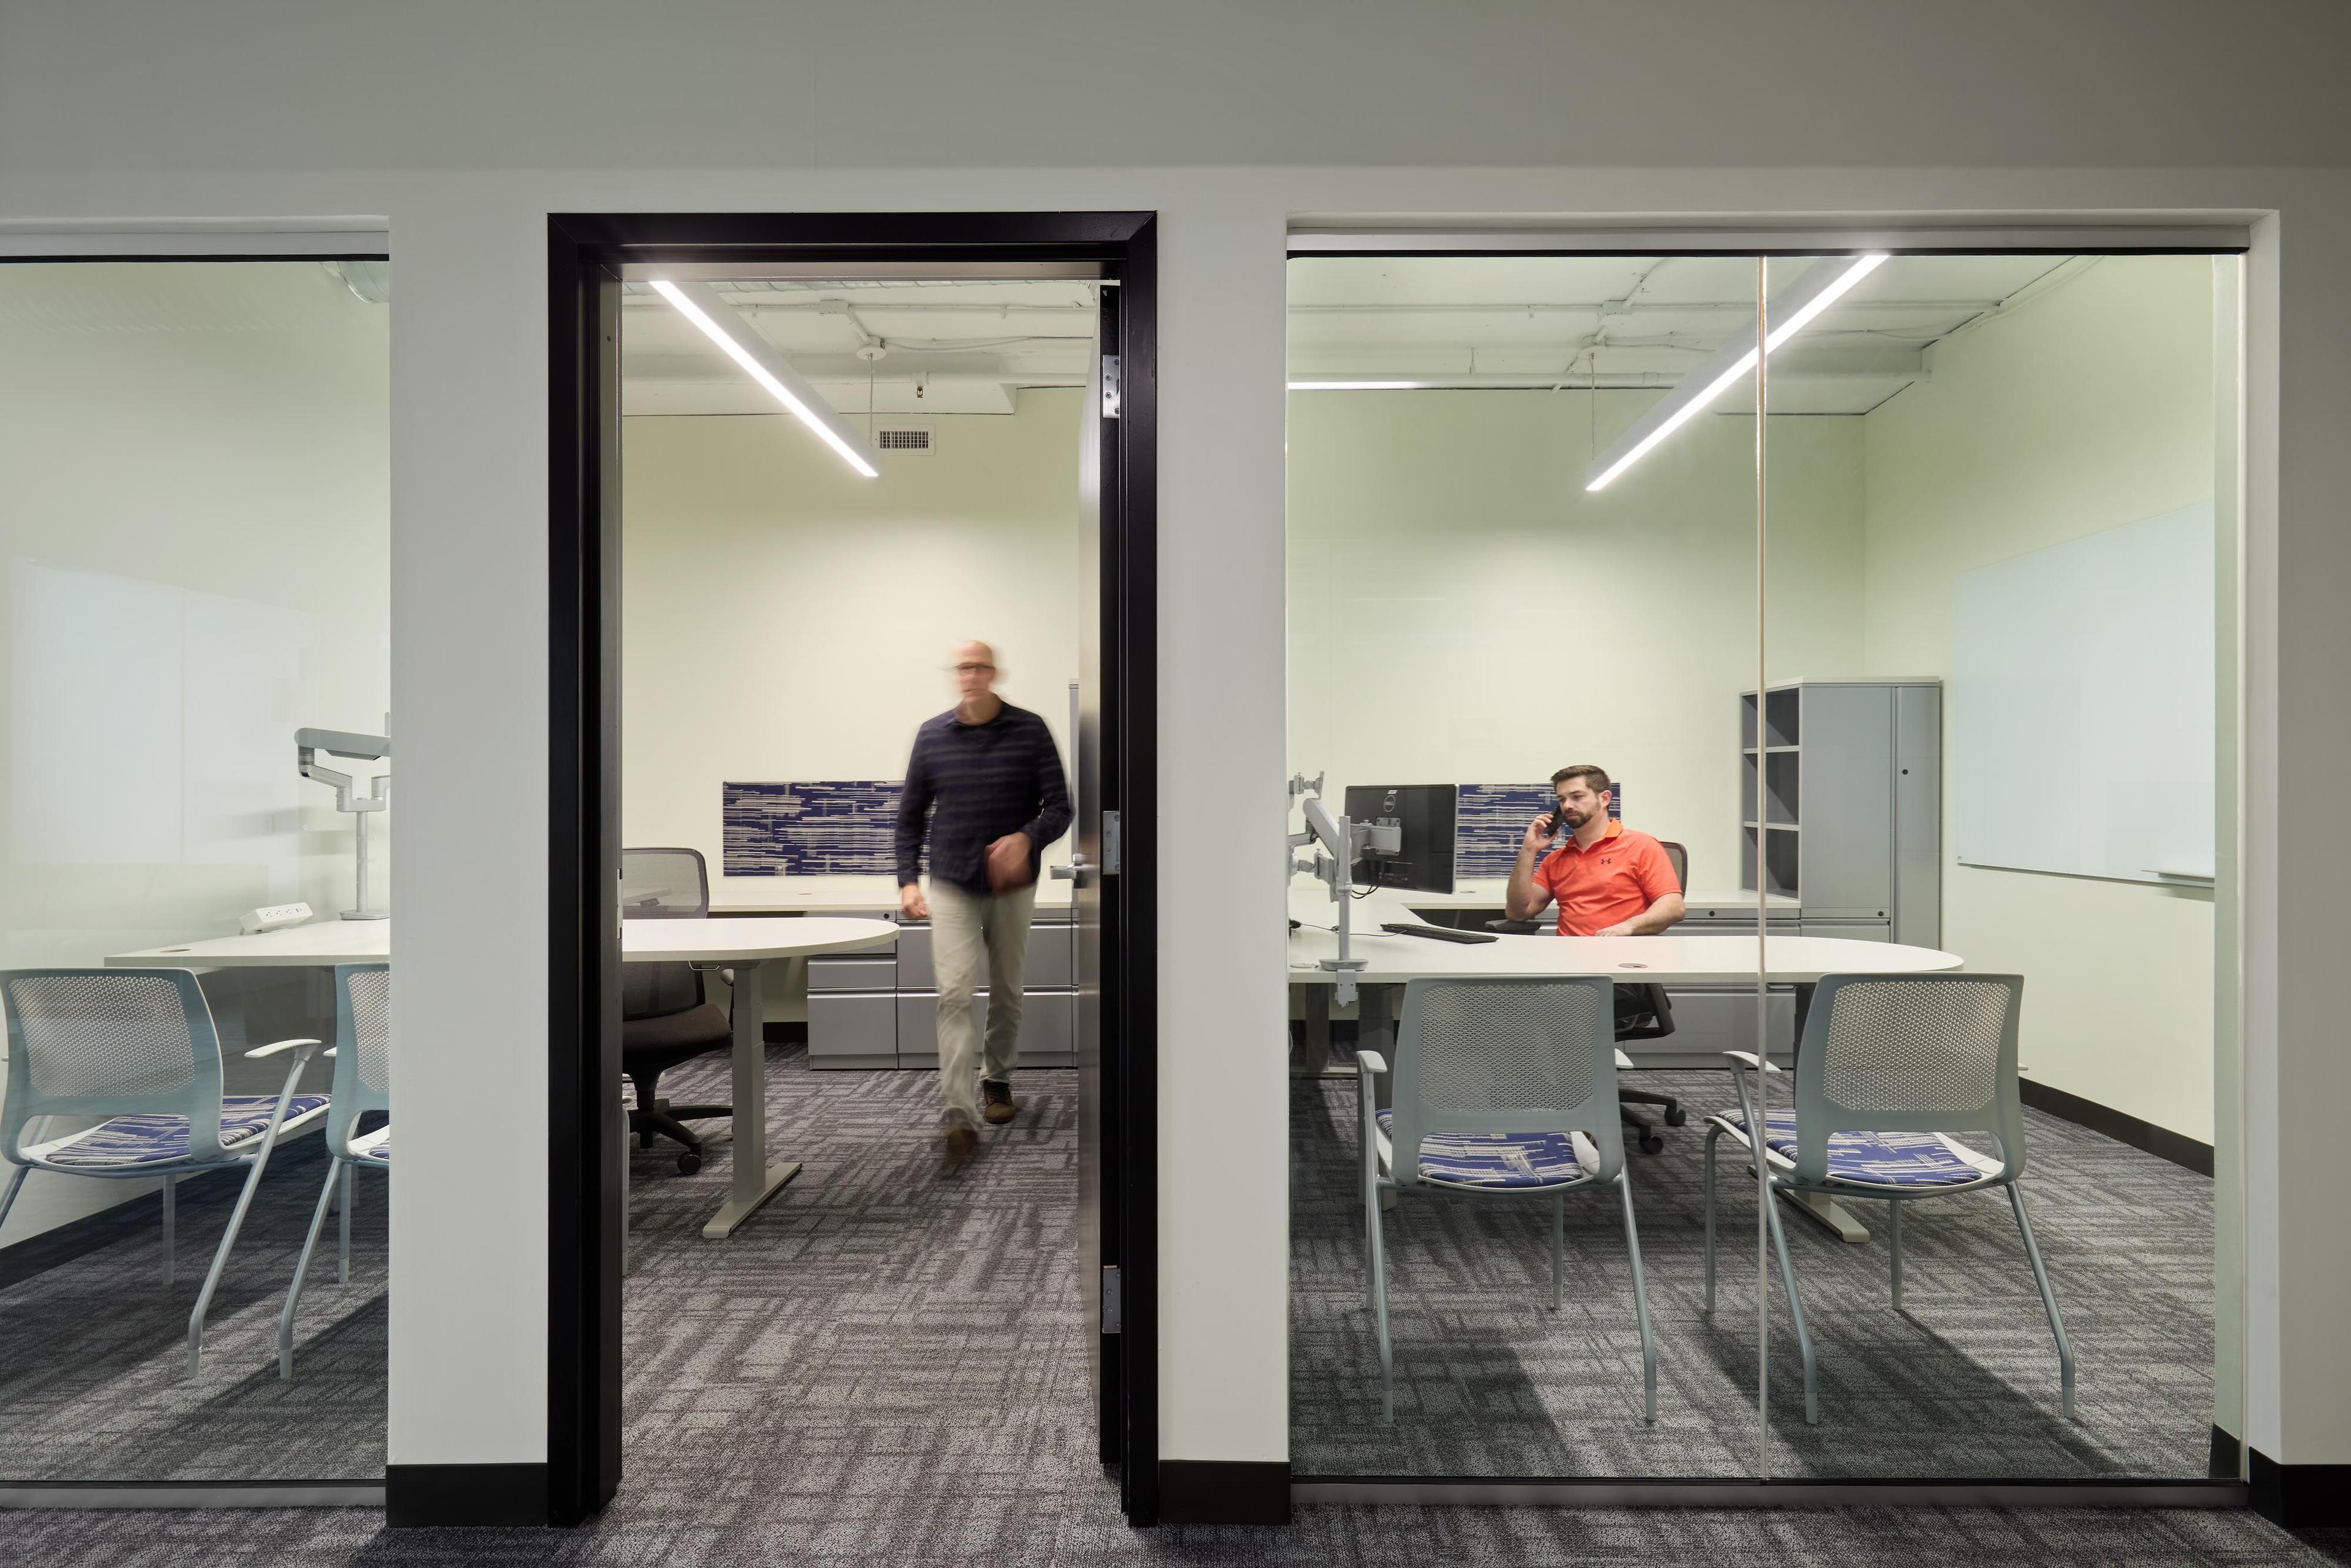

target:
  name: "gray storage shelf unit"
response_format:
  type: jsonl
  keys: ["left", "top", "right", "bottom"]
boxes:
{"left": 805, "top": 909, "right": 1076, "bottom": 1070}
{"left": 1739, "top": 679, "right": 1941, "bottom": 948}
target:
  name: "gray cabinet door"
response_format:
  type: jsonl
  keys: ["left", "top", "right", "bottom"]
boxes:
{"left": 808, "top": 991, "right": 898, "bottom": 1065}
{"left": 808, "top": 956, "right": 896, "bottom": 992}
{"left": 898, "top": 918, "right": 1068, "bottom": 990}
{"left": 1798, "top": 685, "right": 1894, "bottom": 918}
{"left": 1892, "top": 683, "right": 1942, "bottom": 948}
{"left": 1800, "top": 921, "right": 1891, "bottom": 942}
{"left": 1645, "top": 988, "right": 1796, "bottom": 1060}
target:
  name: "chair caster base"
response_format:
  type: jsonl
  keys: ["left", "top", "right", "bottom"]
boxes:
{"left": 1637, "top": 1130, "right": 1665, "bottom": 1155}
{"left": 1663, "top": 1106, "right": 1687, "bottom": 1127}
{"left": 676, "top": 1150, "right": 702, "bottom": 1176}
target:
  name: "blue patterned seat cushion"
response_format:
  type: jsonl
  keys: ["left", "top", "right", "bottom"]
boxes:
{"left": 1377, "top": 1109, "right": 1593, "bottom": 1190}
{"left": 1714, "top": 1109, "right": 1994, "bottom": 1188}
{"left": 39, "top": 1096, "right": 330, "bottom": 1169}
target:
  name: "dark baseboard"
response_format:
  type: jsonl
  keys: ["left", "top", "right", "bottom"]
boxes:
{"left": 386, "top": 1463, "right": 549, "bottom": 1528}
{"left": 2019, "top": 1079, "right": 2213, "bottom": 1176}
{"left": 2250, "top": 1448, "right": 2351, "bottom": 1529}
{"left": 1159, "top": 1460, "right": 1291, "bottom": 1525}
{"left": 761, "top": 1021, "right": 809, "bottom": 1047}
{"left": 2211, "top": 1425, "right": 2243, "bottom": 1480}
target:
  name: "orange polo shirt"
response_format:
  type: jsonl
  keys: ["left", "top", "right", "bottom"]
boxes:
{"left": 1530, "top": 820, "right": 1682, "bottom": 936}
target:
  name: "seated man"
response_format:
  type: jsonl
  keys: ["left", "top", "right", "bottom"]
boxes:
{"left": 1504, "top": 763, "right": 1685, "bottom": 937}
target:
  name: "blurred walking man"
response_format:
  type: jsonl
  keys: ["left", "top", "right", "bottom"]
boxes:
{"left": 895, "top": 641, "right": 1072, "bottom": 1168}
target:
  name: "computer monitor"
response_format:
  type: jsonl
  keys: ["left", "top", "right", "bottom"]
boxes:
{"left": 1343, "top": 784, "right": 1457, "bottom": 895}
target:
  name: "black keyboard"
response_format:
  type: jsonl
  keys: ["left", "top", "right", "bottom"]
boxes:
{"left": 1381, "top": 921, "right": 1498, "bottom": 945}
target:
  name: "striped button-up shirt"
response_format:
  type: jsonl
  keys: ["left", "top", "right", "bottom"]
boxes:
{"left": 894, "top": 702, "right": 1073, "bottom": 895}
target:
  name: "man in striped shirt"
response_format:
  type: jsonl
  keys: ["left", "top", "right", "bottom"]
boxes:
{"left": 896, "top": 640, "right": 1073, "bottom": 1167}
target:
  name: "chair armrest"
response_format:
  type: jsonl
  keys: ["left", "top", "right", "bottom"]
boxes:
{"left": 1484, "top": 918, "right": 1543, "bottom": 935}
{"left": 1355, "top": 1049, "right": 1388, "bottom": 1077}
{"left": 245, "top": 1038, "right": 324, "bottom": 1059}
{"left": 1721, "top": 1050, "right": 1782, "bottom": 1075}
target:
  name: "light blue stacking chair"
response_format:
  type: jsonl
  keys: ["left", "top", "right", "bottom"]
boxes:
{"left": 1703, "top": 972, "right": 2072, "bottom": 1424}
{"left": 278, "top": 963, "right": 389, "bottom": 1379}
{"left": 1357, "top": 975, "right": 1657, "bottom": 1425}
{"left": 0, "top": 967, "right": 328, "bottom": 1376}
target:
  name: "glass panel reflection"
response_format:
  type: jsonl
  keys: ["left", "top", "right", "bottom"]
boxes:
{"left": 0, "top": 261, "right": 390, "bottom": 1479}
{"left": 1752, "top": 252, "right": 2230, "bottom": 1477}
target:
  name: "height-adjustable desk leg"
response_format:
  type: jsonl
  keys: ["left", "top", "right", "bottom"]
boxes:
{"left": 702, "top": 958, "right": 801, "bottom": 1239}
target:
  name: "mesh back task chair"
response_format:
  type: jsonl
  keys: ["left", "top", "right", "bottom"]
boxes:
{"left": 1487, "top": 839, "right": 1690, "bottom": 1153}
{"left": 621, "top": 847, "right": 732, "bottom": 1174}
{"left": 1357, "top": 975, "right": 1656, "bottom": 1424}
{"left": 278, "top": 963, "right": 390, "bottom": 1378}
{"left": 1701, "top": 973, "right": 2072, "bottom": 1424}
{"left": 0, "top": 967, "right": 328, "bottom": 1376}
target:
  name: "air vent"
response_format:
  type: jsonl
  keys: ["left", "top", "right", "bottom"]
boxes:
{"left": 876, "top": 425, "right": 932, "bottom": 452}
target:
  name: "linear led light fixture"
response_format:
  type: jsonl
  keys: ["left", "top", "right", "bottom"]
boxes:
{"left": 1583, "top": 253, "right": 1888, "bottom": 492}
{"left": 648, "top": 279, "right": 882, "bottom": 478}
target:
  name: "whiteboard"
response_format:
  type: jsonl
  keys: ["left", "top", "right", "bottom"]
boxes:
{"left": 1952, "top": 503, "right": 2214, "bottom": 885}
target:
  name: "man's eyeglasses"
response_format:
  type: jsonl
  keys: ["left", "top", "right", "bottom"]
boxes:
{"left": 951, "top": 662, "right": 996, "bottom": 675}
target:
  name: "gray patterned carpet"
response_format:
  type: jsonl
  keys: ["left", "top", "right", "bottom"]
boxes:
{"left": 3, "top": 1048, "right": 2345, "bottom": 1567}
{"left": 1291, "top": 1067, "right": 2216, "bottom": 1479}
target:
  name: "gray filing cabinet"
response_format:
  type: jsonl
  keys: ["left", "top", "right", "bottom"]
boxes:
{"left": 806, "top": 908, "right": 1076, "bottom": 1070}
{"left": 1741, "top": 679, "right": 1941, "bottom": 948}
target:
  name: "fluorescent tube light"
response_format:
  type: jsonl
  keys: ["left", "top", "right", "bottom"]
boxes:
{"left": 649, "top": 279, "right": 882, "bottom": 478}
{"left": 1584, "top": 253, "right": 1888, "bottom": 492}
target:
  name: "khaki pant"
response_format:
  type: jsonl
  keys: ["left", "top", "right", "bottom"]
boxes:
{"left": 929, "top": 878, "right": 1036, "bottom": 1127}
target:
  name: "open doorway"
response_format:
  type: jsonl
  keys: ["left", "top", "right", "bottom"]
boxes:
{"left": 546, "top": 216, "right": 1158, "bottom": 1526}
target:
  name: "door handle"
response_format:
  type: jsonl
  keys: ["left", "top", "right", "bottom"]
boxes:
{"left": 1050, "top": 852, "right": 1092, "bottom": 884}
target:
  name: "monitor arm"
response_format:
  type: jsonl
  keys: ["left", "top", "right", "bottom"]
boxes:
{"left": 298, "top": 727, "right": 391, "bottom": 922}
{"left": 1288, "top": 773, "right": 1384, "bottom": 1004}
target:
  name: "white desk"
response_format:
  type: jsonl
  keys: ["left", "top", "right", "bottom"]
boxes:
{"left": 107, "top": 915, "right": 899, "bottom": 1239}
{"left": 708, "top": 872, "right": 1074, "bottom": 917}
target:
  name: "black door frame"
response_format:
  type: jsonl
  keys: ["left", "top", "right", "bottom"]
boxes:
{"left": 544, "top": 212, "right": 1160, "bottom": 1528}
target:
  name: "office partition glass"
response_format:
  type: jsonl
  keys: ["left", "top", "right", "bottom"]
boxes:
{"left": 1756, "top": 250, "right": 2238, "bottom": 1480}
{"left": 0, "top": 260, "right": 391, "bottom": 1480}
{"left": 1284, "top": 253, "right": 1774, "bottom": 1478}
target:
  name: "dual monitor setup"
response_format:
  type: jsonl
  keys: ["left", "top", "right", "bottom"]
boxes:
{"left": 1286, "top": 778, "right": 1471, "bottom": 1001}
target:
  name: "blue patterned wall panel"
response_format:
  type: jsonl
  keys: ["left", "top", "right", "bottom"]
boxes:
{"left": 723, "top": 780, "right": 902, "bottom": 876}
{"left": 1453, "top": 781, "right": 1623, "bottom": 879}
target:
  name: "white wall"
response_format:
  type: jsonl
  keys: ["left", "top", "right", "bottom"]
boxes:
{"left": 1288, "top": 388, "right": 1863, "bottom": 892}
{"left": 1858, "top": 257, "right": 2219, "bottom": 1142}
{"left": 2, "top": 0, "right": 2345, "bottom": 1485}
{"left": 0, "top": 261, "right": 388, "bottom": 1245}
{"left": 620, "top": 394, "right": 1082, "bottom": 878}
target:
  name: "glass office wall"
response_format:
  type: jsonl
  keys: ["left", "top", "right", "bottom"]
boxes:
{"left": 1753, "top": 251, "right": 2235, "bottom": 1479}
{"left": 0, "top": 260, "right": 391, "bottom": 1479}
{"left": 1284, "top": 254, "right": 1771, "bottom": 1477}
{"left": 1287, "top": 244, "right": 2240, "bottom": 1489}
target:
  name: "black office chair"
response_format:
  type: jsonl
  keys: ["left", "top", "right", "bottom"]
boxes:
{"left": 1487, "top": 839, "right": 1689, "bottom": 1154}
{"left": 621, "top": 847, "right": 733, "bottom": 1174}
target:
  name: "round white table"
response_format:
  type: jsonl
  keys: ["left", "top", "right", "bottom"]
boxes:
{"left": 621, "top": 917, "right": 898, "bottom": 1237}
{"left": 111, "top": 915, "right": 901, "bottom": 1240}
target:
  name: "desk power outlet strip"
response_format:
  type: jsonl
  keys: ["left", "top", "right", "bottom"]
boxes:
{"left": 239, "top": 902, "right": 315, "bottom": 934}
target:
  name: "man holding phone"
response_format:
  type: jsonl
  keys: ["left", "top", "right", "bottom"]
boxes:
{"left": 896, "top": 640, "right": 1073, "bottom": 1167}
{"left": 1504, "top": 764, "right": 1685, "bottom": 936}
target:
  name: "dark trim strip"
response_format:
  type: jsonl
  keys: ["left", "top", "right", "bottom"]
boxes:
{"left": 1161, "top": 1461, "right": 1291, "bottom": 1525}
{"left": 547, "top": 211, "right": 1159, "bottom": 1531}
{"left": 0, "top": 1146, "right": 322, "bottom": 1289}
{"left": 2249, "top": 1447, "right": 2351, "bottom": 1528}
{"left": 1294, "top": 1477, "right": 2247, "bottom": 1509}
{"left": 2020, "top": 1080, "right": 2214, "bottom": 1176}
{"left": 387, "top": 1463, "right": 549, "bottom": 1528}
{"left": 0, "top": 1481, "right": 381, "bottom": 1510}
{"left": 2211, "top": 1424, "right": 2244, "bottom": 1482}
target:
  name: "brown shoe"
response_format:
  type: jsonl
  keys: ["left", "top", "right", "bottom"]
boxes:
{"left": 981, "top": 1079, "right": 1018, "bottom": 1125}
{"left": 941, "top": 1118, "right": 979, "bottom": 1169}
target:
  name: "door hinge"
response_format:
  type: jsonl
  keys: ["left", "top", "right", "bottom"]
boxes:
{"left": 1103, "top": 809, "right": 1122, "bottom": 876}
{"left": 1100, "top": 354, "right": 1121, "bottom": 419}
{"left": 1101, "top": 1264, "right": 1122, "bottom": 1334}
